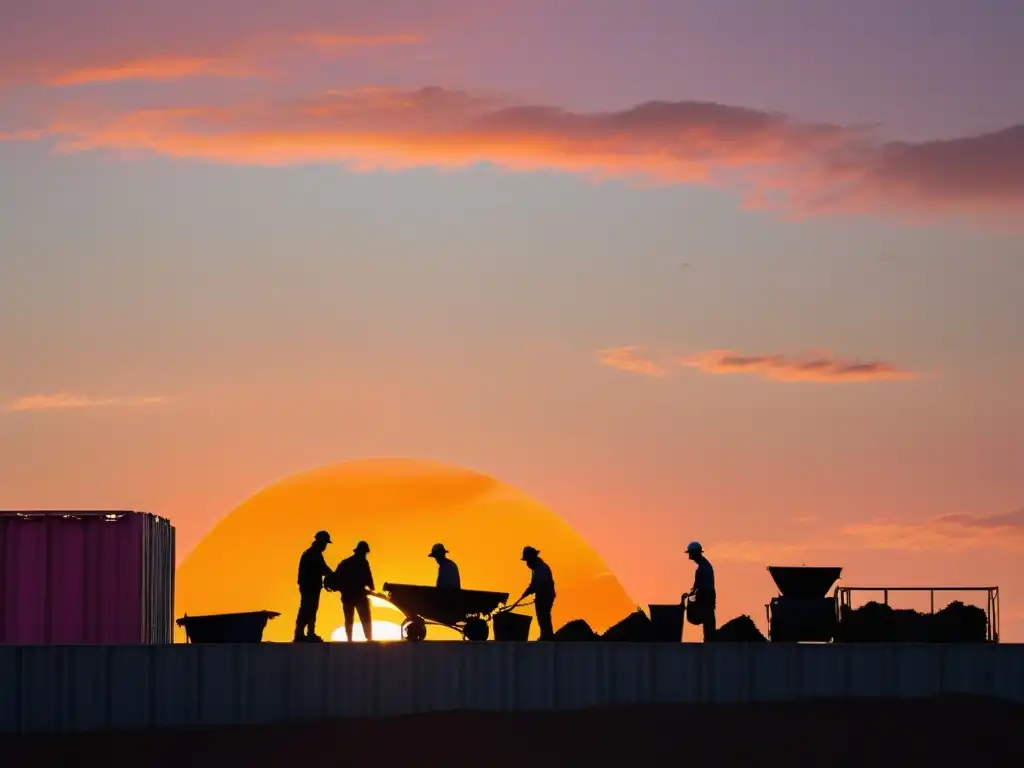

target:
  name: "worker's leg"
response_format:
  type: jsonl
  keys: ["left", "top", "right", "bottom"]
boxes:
{"left": 343, "top": 600, "right": 356, "bottom": 641}
{"left": 703, "top": 610, "right": 717, "bottom": 642}
{"left": 295, "top": 590, "right": 316, "bottom": 640}
{"left": 306, "top": 590, "right": 322, "bottom": 638}
{"left": 535, "top": 596, "right": 555, "bottom": 639}
{"left": 294, "top": 596, "right": 308, "bottom": 641}
{"left": 355, "top": 598, "right": 373, "bottom": 641}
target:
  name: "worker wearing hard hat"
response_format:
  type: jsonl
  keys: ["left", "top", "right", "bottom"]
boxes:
{"left": 294, "top": 530, "right": 333, "bottom": 642}
{"left": 429, "top": 543, "right": 461, "bottom": 589}
{"left": 519, "top": 546, "right": 556, "bottom": 640}
{"left": 333, "top": 540, "right": 376, "bottom": 641}
{"left": 684, "top": 541, "right": 716, "bottom": 641}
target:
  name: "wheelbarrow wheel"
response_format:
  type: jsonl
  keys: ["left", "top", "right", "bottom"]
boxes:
{"left": 403, "top": 617, "right": 427, "bottom": 642}
{"left": 463, "top": 617, "right": 489, "bottom": 642}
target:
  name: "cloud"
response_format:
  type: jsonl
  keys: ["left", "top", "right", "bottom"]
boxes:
{"left": 0, "top": 0, "right": 448, "bottom": 86}
{"left": 596, "top": 346, "right": 667, "bottom": 377}
{"left": 4, "top": 86, "right": 1021, "bottom": 222}
{"left": 712, "top": 539, "right": 831, "bottom": 564}
{"left": 595, "top": 344, "right": 917, "bottom": 384}
{"left": 841, "top": 510, "right": 1024, "bottom": 554}
{"left": 32, "top": 34, "right": 421, "bottom": 87}
{"left": 714, "top": 509, "right": 1024, "bottom": 562}
{"left": 3, "top": 393, "right": 167, "bottom": 413}
{"left": 44, "top": 57, "right": 253, "bottom": 87}
{"left": 681, "top": 349, "right": 918, "bottom": 383}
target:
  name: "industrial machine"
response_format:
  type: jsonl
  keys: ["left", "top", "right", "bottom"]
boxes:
{"left": 765, "top": 566, "right": 843, "bottom": 642}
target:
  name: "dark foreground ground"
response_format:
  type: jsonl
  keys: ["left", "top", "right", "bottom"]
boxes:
{"left": 4, "top": 696, "right": 1022, "bottom": 767}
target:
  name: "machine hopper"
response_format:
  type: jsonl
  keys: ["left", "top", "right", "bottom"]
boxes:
{"left": 766, "top": 566, "right": 843, "bottom": 642}
{"left": 768, "top": 566, "right": 842, "bottom": 599}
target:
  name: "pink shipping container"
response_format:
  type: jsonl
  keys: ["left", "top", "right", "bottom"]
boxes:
{"left": 0, "top": 510, "right": 175, "bottom": 644}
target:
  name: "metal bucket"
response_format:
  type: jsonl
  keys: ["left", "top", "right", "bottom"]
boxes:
{"left": 648, "top": 604, "right": 684, "bottom": 642}
{"left": 492, "top": 611, "right": 532, "bottom": 641}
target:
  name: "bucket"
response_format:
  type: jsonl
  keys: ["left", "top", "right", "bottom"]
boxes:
{"left": 176, "top": 610, "right": 279, "bottom": 643}
{"left": 648, "top": 604, "right": 684, "bottom": 642}
{"left": 492, "top": 611, "right": 532, "bottom": 641}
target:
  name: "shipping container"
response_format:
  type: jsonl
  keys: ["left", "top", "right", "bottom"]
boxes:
{"left": 0, "top": 511, "right": 175, "bottom": 644}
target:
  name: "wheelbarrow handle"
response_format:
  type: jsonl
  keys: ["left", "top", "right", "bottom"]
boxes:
{"left": 502, "top": 598, "right": 533, "bottom": 611}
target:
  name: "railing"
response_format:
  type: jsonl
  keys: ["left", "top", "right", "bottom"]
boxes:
{"left": 834, "top": 586, "right": 999, "bottom": 643}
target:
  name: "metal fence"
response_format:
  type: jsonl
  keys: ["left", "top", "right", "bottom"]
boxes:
{"left": 2, "top": 642, "right": 1022, "bottom": 733}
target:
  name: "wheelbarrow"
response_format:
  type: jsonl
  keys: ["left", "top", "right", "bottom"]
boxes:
{"left": 377, "top": 583, "right": 510, "bottom": 641}
{"left": 176, "top": 610, "right": 280, "bottom": 643}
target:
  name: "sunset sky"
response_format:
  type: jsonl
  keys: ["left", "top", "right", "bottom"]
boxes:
{"left": 1, "top": 1, "right": 1022, "bottom": 639}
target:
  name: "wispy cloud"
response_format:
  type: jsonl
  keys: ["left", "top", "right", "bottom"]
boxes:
{"left": 712, "top": 539, "right": 834, "bottom": 564}
{"left": 0, "top": 0, "right": 442, "bottom": 87}
{"left": 5, "top": 86, "right": 1021, "bottom": 224}
{"left": 681, "top": 349, "right": 919, "bottom": 383}
{"left": 596, "top": 345, "right": 918, "bottom": 384}
{"left": 3, "top": 393, "right": 167, "bottom": 413}
{"left": 595, "top": 346, "right": 667, "bottom": 377}
{"left": 841, "top": 509, "right": 1024, "bottom": 554}
{"left": 37, "top": 34, "right": 422, "bottom": 87}
{"left": 44, "top": 57, "right": 254, "bottom": 87}
{"left": 714, "top": 509, "right": 1024, "bottom": 562}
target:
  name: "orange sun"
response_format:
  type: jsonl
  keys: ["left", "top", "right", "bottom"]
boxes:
{"left": 330, "top": 619, "right": 405, "bottom": 642}
{"left": 175, "top": 458, "right": 635, "bottom": 642}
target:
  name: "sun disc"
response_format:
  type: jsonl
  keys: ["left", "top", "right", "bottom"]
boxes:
{"left": 331, "top": 620, "right": 404, "bottom": 642}
{"left": 175, "top": 458, "right": 636, "bottom": 641}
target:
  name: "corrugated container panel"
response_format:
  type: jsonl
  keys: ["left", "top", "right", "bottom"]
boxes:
{"left": 1, "top": 642, "right": 1022, "bottom": 733}
{"left": 0, "top": 511, "right": 175, "bottom": 645}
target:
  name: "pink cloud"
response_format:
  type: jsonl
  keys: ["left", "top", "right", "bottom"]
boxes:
{"left": 842, "top": 509, "right": 1024, "bottom": 554}
{"left": 3, "top": 393, "right": 167, "bottom": 413}
{"left": 4, "top": 86, "right": 1020, "bottom": 222}
{"left": 0, "top": 0, "right": 460, "bottom": 86}
{"left": 595, "top": 347, "right": 668, "bottom": 377}
{"left": 596, "top": 343, "right": 917, "bottom": 384}
{"left": 682, "top": 349, "right": 918, "bottom": 383}
{"left": 714, "top": 509, "right": 1024, "bottom": 563}
{"left": 26, "top": 35, "right": 422, "bottom": 87}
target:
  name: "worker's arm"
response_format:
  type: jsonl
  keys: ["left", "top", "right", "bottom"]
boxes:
{"left": 319, "top": 553, "right": 332, "bottom": 577}
{"left": 520, "top": 571, "right": 537, "bottom": 600}
{"left": 365, "top": 562, "right": 375, "bottom": 592}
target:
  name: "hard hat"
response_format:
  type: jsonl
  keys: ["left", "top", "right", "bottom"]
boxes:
{"left": 314, "top": 530, "right": 332, "bottom": 544}
{"left": 521, "top": 545, "right": 539, "bottom": 560}
{"left": 686, "top": 541, "right": 703, "bottom": 553}
{"left": 354, "top": 540, "right": 370, "bottom": 554}
{"left": 428, "top": 543, "right": 448, "bottom": 558}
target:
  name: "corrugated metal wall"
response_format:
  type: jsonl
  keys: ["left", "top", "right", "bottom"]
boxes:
{"left": 140, "top": 514, "right": 175, "bottom": 644}
{"left": 0, "top": 511, "right": 175, "bottom": 645}
{"left": 2, "top": 642, "right": 1022, "bottom": 733}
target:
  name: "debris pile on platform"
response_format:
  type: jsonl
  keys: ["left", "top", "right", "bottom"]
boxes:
{"left": 717, "top": 615, "right": 767, "bottom": 642}
{"left": 553, "top": 619, "right": 598, "bottom": 640}
{"left": 836, "top": 600, "right": 988, "bottom": 642}
{"left": 601, "top": 610, "right": 653, "bottom": 641}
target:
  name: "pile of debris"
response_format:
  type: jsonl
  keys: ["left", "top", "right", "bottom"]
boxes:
{"left": 601, "top": 610, "right": 654, "bottom": 641}
{"left": 551, "top": 610, "right": 767, "bottom": 642}
{"left": 836, "top": 600, "right": 988, "bottom": 642}
{"left": 552, "top": 619, "right": 599, "bottom": 641}
{"left": 716, "top": 615, "right": 767, "bottom": 642}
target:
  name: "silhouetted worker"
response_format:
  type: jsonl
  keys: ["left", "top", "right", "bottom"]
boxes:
{"left": 334, "top": 540, "right": 375, "bottom": 641}
{"left": 684, "top": 541, "right": 716, "bottom": 641}
{"left": 294, "top": 530, "right": 333, "bottom": 642}
{"left": 429, "top": 543, "right": 461, "bottom": 589}
{"left": 519, "top": 546, "right": 556, "bottom": 640}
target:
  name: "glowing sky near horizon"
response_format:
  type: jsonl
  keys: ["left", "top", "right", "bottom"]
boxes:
{"left": 0, "top": 0, "right": 1022, "bottom": 638}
